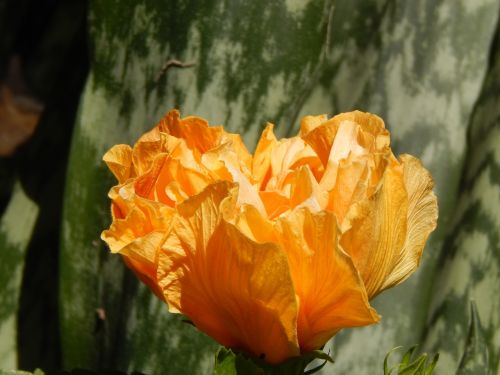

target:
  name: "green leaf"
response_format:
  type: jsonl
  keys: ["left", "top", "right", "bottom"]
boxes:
{"left": 60, "top": 0, "right": 336, "bottom": 372}
{"left": 456, "top": 302, "right": 490, "bottom": 375}
{"left": 214, "top": 348, "right": 264, "bottom": 375}
{"left": 399, "top": 345, "right": 418, "bottom": 370}
{"left": 0, "top": 369, "right": 44, "bottom": 375}
{"left": 383, "top": 346, "right": 439, "bottom": 375}
{"left": 57, "top": 0, "right": 500, "bottom": 374}
{"left": 421, "top": 16, "right": 500, "bottom": 374}
{"left": 424, "top": 354, "right": 439, "bottom": 375}
{"left": 0, "top": 182, "right": 39, "bottom": 368}
{"left": 325, "top": 1, "right": 499, "bottom": 371}
{"left": 383, "top": 346, "right": 402, "bottom": 375}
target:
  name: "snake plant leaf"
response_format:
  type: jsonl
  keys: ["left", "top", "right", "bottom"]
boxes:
{"left": 61, "top": 0, "right": 336, "bottom": 372}
{"left": 60, "top": 0, "right": 500, "bottom": 374}
{"left": 322, "top": 1, "right": 499, "bottom": 372}
{"left": 0, "top": 370, "right": 43, "bottom": 375}
{"left": 0, "top": 182, "right": 39, "bottom": 369}
{"left": 421, "top": 16, "right": 500, "bottom": 374}
{"left": 456, "top": 302, "right": 490, "bottom": 375}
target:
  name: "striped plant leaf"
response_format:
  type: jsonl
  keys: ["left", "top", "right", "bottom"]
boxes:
{"left": 319, "top": 1, "right": 500, "bottom": 373}
{"left": 0, "top": 182, "right": 39, "bottom": 368}
{"left": 422, "top": 17, "right": 500, "bottom": 374}
{"left": 60, "top": 0, "right": 336, "bottom": 372}
{"left": 0, "top": 370, "right": 43, "bottom": 375}
{"left": 59, "top": 0, "right": 500, "bottom": 374}
{"left": 456, "top": 302, "right": 490, "bottom": 374}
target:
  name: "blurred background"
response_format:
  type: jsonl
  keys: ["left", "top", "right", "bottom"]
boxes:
{"left": 0, "top": 0, "right": 498, "bottom": 374}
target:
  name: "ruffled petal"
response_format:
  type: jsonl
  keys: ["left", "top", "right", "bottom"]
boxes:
{"left": 158, "top": 109, "right": 224, "bottom": 154}
{"left": 158, "top": 182, "right": 300, "bottom": 363}
{"left": 380, "top": 154, "right": 438, "bottom": 289}
{"left": 134, "top": 154, "right": 210, "bottom": 205}
{"left": 340, "top": 164, "right": 408, "bottom": 298}
{"left": 289, "top": 166, "right": 328, "bottom": 212}
{"left": 277, "top": 209, "right": 380, "bottom": 351}
{"left": 103, "top": 144, "right": 133, "bottom": 183}
{"left": 101, "top": 194, "right": 173, "bottom": 300}
{"left": 259, "top": 190, "right": 291, "bottom": 219}
{"left": 221, "top": 132, "right": 253, "bottom": 172}
{"left": 131, "top": 126, "right": 167, "bottom": 176}
{"left": 252, "top": 123, "right": 278, "bottom": 188}
{"left": 233, "top": 204, "right": 276, "bottom": 243}
{"left": 299, "top": 114, "right": 328, "bottom": 136}
{"left": 301, "top": 111, "right": 389, "bottom": 168}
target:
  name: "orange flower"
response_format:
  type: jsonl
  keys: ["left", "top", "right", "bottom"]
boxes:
{"left": 101, "top": 109, "right": 437, "bottom": 363}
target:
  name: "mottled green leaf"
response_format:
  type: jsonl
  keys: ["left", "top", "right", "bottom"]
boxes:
{"left": 324, "top": 0, "right": 499, "bottom": 371}
{"left": 0, "top": 182, "right": 39, "bottom": 368}
{"left": 59, "top": 0, "right": 500, "bottom": 374}
{"left": 456, "top": 303, "right": 490, "bottom": 374}
{"left": 60, "top": 0, "right": 336, "bottom": 372}
{"left": 422, "top": 15, "right": 500, "bottom": 375}
{"left": 0, "top": 369, "right": 43, "bottom": 375}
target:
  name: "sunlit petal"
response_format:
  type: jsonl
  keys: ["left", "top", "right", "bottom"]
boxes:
{"left": 103, "top": 144, "right": 133, "bottom": 183}
{"left": 381, "top": 154, "right": 438, "bottom": 289}
{"left": 340, "top": 164, "right": 408, "bottom": 298}
{"left": 277, "top": 209, "right": 379, "bottom": 351}
{"left": 158, "top": 182, "right": 300, "bottom": 363}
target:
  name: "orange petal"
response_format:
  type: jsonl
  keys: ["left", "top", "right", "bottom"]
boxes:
{"left": 233, "top": 204, "right": 276, "bottom": 243}
{"left": 340, "top": 164, "right": 408, "bottom": 298}
{"left": 301, "top": 111, "right": 389, "bottom": 168}
{"left": 158, "top": 109, "right": 224, "bottom": 154}
{"left": 270, "top": 137, "right": 315, "bottom": 180}
{"left": 222, "top": 132, "right": 253, "bottom": 172}
{"left": 158, "top": 182, "right": 300, "bottom": 363}
{"left": 324, "top": 158, "right": 368, "bottom": 222}
{"left": 259, "top": 190, "right": 291, "bottom": 219}
{"left": 226, "top": 164, "right": 266, "bottom": 215}
{"left": 101, "top": 195, "right": 172, "bottom": 254}
{"left": 101, "top": 196, "right": 173, "bottom": 301}
{"left": 329, "top": 111, "right": 389, "bottom": 153}
{"left": 123, "top": 255, "right": 165, "bottom": 301}
{"left": 201, "top": 143, "right": 238, "bottom": 181}
{"left": 103, "top": 144, "right": 133, "bottom": 183}
{"left": 380, "top": 154, "right": 438, "bottom": 289}
{"left": 289, "top": 166, "right": 328, "bottom": 212}
{"left": 301, "top": 118, "right": 339, "bottom": 167}
{"left": 131, "top": 126, "right": 167, "bottom": 176}
{"left": 299, "top": 114, "right": 328, "bottom": 136}
{"left": 277, "top": 209, "right": 380, "bottom": 351}
{"left": 252, "top": 123, "right": 278, "bottom": 188}
{"left": 134, "top": 154, "right": 210, "bottom": 205}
